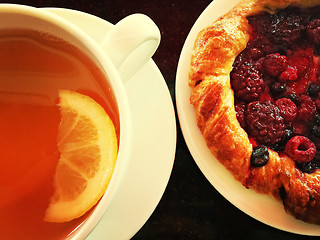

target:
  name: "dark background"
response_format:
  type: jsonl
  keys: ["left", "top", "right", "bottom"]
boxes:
{"left": 4, "top": 0, "right": 319, "bottom": 239}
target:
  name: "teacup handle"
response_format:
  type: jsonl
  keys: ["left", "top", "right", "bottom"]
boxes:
{"left": 100, "top": 14, "right": 160, "bottom": 83}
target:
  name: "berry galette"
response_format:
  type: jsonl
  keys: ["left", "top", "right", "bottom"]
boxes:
{"left": 189, "top": 0, "right": 320, "bottom": 224}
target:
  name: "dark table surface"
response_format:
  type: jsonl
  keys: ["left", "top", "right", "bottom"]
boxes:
{"left": 5, "top": 0, "right": 319, "bottom": 239}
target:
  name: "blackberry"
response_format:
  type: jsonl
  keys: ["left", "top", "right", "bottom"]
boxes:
{"left": 297, "top": 95, "right": 316, "bottom": 122}
{"left": 246, "top": 101, "right": 284, "bottom": 146}
{"left": 235, "top": 102, "right": 246, "bottom": 129}
{"left": 247, "top": 13, "right": 269, "bottom": 34}
{"left": 231, "top": 60, "right": 265, "bottom": 102}
{"left": 243, "top": 35, "right": 276, "bottom": 59}
{"left": 264, "top": 7, "right": 307, "bottom": 45}
{"left": 307, "top": 19, "right": 320, "bottom": 44}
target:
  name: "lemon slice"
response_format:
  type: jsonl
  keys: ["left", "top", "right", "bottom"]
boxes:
{"left": 44, "top": 90, "right": 118, "bottom": 223}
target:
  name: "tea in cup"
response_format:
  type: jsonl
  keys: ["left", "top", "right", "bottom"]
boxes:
{"left": 0, "top": 4, "right": 160, "bottom": 239}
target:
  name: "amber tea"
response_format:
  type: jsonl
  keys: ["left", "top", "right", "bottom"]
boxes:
{"left": 0, "top": 29, "right": 119, "bottom": 239}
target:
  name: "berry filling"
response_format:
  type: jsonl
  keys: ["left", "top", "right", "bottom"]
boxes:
{"left": 251, "top": 145, "right": 269, "bottom": 167}
{"left": 246, "top": 101, "right": 285, "bottom": 145}
{"left": 231, "top": 6, "right": 320, "bottom": 173}
{"left": 284, "top": 136, "right": 316, "bottom": 163}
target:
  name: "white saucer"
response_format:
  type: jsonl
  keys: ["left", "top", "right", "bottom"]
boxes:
{"left": 44, "top": 8, "right": 176, "bottom": 239}
{"left": 176, "top": 0, "right": 320, "bottom": 236}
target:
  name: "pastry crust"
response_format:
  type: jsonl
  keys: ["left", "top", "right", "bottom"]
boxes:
{"left": 189, "top": 0, "right": 320, "bottom": 224}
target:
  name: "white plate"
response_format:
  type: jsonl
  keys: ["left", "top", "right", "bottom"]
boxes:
{"left": 44, "top": 8, "right": 176, "bottom": 240}
{"left": 176, "top": 0, "right": 320, "bottom": 236}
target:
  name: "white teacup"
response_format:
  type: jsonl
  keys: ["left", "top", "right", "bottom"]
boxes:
{"left": 0, "top": 3, "right": 160, "bottom": 239}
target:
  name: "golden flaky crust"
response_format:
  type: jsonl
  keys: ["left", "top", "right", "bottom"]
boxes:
{"left": 189, "top": 0, "right": 320, "bottom": 224}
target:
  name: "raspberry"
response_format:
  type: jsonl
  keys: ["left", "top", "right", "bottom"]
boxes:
{"left": 307, "top": 19, "right": 320, "bottom": 44}
{"left": 292, "top": 121, "right": 307, "bottom": 135}
{"left": 235, "top": 102, "right": 246, "bottom": 129}
{"left": 231, "top": 60, "right": 265, "bottom": 102}
{"left": 287, "top": 49, "right": 313, "bottom": 77}
{"left": 297, "top": 95, "right": 316, "bottom": 122}
{"left": 279, "top": 66, "right": 298, "bottom": 82}
{"left": 275, "top": 98, "right": 297, "bottom": 122}
{"left": 288, "top": 57, "right": 310, "bottom": 77}
{"left": 262, "top": 53, "right": 288, "bottom": 77}
{"left": 246, "top": 101, "right": 284, "bottom": 145}
{"left": 316, "top": 100, "right": 320, "bottom": 110}
{"left": 284, "top": 136, "right": 316, "bottom": 163}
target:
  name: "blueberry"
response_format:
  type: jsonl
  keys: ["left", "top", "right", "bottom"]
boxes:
{"left": 271, "top": 128, "right": 293, "bottom": 151}
{"left": 296, "top": 160, "right": 318, "bottom": 173}
{"left": 307, "top": 83, "right": 320, "bottom": 98}
{"left": 278, "top": 48, "right": 287, "bottom": 56}
{"left": 251, "top": 145, "right": 269, "bottom": 167}
{"left": 314, "top": 150, "right": 320, "bottom": 161}
{"left": 270, "top": 81, "right": 287, "bottom": 97}
{"left": 314, "top": 113, "right": 320, "bottom": 126}
{"left": 296, "top": 151, "right": 320, "bottom": 173}
{"left": 314, "top": 44, "right": 320, "bottom": 57}
{"left": 311, "top": 125, "right": 320, "bottom": 138}
{"left": 310, "top": 115, "right": 320, "bottom": 138}
{"left": 284, "top": 94, "right": 299, "bottom": 104}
